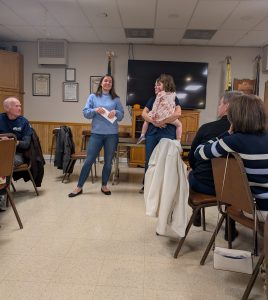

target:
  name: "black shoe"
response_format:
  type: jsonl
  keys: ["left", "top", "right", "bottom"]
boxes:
{"left": 68, "top": 189, "right": 83, "bottom": 198}
{"left": 101, "top": 188, "right": 111, "bottom": 195}
{"left": 139, "top": 186, "right": 144, "bottom": 194}
{"left": 193, "top": 210, "right": 201, "bottom": 227}
{"left": 224, "top": 219, "right": 238, "bottom": 242}
{"left": 224, "top": 229, "right": 238, "bottom": 242}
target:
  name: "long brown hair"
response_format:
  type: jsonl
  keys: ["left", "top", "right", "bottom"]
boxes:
{"left": 228, "top": 94, "right": 267, "bottom": 134}
{"left": 156, "top": 74, "right": 176, "bottom": 92}
{"left": 95, "top": 74, "right": 118, "bottom": 99}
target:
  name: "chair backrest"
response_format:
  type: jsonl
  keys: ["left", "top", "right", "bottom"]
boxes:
{"left": 211, "top": 152, "right": 254, "bottom": 215}
{"left": 0, "top": 133, "right": 17, "bottom": 179}
{"left": 184, "top": 131, "right": 196, "bottom": 146}
{"left": 81, "top": 129, "right": 91, "bottom": 151}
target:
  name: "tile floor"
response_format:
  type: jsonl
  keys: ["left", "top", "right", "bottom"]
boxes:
{"left": 0, "top": 161, "right": 266, "bottom": 300}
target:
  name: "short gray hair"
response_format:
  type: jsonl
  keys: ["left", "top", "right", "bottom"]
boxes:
{"left": 3, "top": 97, "right": 19, "bottom": 110}
{"left": 221, "top": 91, "right": 243, "bottom": 104}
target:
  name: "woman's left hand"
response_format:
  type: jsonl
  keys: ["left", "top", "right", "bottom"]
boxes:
{"left": 108, "top": 110, "right": 116, "bottom": 118}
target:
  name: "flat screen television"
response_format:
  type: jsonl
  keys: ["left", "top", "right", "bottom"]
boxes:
{"left": 126, "top": 59, "right": 208, "bottom": 109}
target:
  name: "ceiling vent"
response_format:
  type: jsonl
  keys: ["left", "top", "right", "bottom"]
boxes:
{"left": 38, "top": 39, "right": 68, "bottom": 65}
{"left": 125, "top": 28, "right": 154, "bottom": 39}
{"left": 183, "top": 29, "right": 217, "bottom": 40}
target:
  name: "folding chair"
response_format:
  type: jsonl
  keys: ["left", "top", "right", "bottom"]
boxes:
{"left": 173, "top": 190, "right": 217, "bottom": 258}
{"left": 62, "top": 129, "right": 96, "bottom": 183}
{"left": 200, "top": 153, "right": 264, "bottom": 300}
{"left": 12, "top": 162, "right": 39, "bottom": 196}
{"left": 0, "top": 134, "right": 23, "bottom": 229}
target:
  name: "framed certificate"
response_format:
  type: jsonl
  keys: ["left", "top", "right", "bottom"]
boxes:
{"left": 63, "top": 82, "right": 79, "bottom": 102}
{"left": 65, "top": 68, "right": 76, "bottom": 82}
{"left": 90, "top": 76, "right": 102, "bottom": 93}
{"left": 32, "top": 73, "right": 50, "bottom": 96}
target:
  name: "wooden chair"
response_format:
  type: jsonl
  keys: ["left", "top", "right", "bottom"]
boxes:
{"left": 12, "top": 162, "right": 39, "bottom": 196}
{"left": 173, "top": 190, "right": 217, "bottom": 258}
{"left": 200, "top": 153, "right": 264, "bottom": 300}
{"left": 0, "top": 134, "right": 23, "bottom": 229}
{"left": 62, "top": 129, "right": 96, "bottom": 183}
{"left": 49, "top": 128, "right": 60, "bottom": 163}
{"left": 181, "top": 131, "right": 196, "bottom": 166}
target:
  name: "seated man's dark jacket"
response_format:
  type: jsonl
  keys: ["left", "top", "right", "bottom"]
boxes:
{"left": 13, "top": 129, "right": 45, "bottom": 187}
{"left": 188, "top": 115, "right": 230, "bottom": 189}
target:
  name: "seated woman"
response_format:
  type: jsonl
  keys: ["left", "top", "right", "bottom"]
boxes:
{"left": 194, "top": 94, "right": 268, "bottom": 220}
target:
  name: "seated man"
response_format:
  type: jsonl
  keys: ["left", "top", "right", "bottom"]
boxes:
{"left": 0, "top": 97, "right": 32, "bottom": 210}
{"left": 188, "top": 91, "right": 242, "bottom": 240}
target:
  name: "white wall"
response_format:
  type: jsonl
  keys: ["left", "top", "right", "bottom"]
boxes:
{"left": 7, "top": 42, "right": 268, "bottom": 126}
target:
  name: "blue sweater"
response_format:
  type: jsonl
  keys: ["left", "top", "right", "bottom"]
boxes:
{"left": 83, "top": 93, "right": 124, "bottom": 134}
{"left": 195, "top": 132, "right": 268, "bottom": 210}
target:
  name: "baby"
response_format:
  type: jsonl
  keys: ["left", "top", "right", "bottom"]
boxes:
{"left": 137, "top": 91, "right": 182, "bottom": 144}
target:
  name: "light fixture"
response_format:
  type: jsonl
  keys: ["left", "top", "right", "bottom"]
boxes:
{"left": 185, "top": 85, "right": 202, "bottom": 91}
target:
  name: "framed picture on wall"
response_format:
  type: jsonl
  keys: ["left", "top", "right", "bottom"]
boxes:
{"left": 63, "top": 82, "right": 79, "bottom": 102}
{"left": 65, "top": 68, "right": 76, "bottom": 82}
{"left": 90, "top": 76, "right": 102, "bottom": 94}
{"left": 32, "top": 73, "right": 50, "bottom": 96}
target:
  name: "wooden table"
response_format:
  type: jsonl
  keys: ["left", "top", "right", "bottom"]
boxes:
{"left": 112, "top": 138, "right": 144, "bottom": 185}
{"left": 111, "top": 138, "right": 191, "bottom": 185}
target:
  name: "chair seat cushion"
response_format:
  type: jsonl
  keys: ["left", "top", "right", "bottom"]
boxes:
{"left": 14, "top": 164, "right": 28, "bottom": 171}
{"left": 71, "top": 151, "right": 87, "bottom": 159}
{"left": 189, "top": 190, "right": 216, "bottom": 206}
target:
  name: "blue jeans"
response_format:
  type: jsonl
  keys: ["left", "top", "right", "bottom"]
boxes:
{"left": 145, "top": 130, "right": 176, "bottom": 173}
{"left": 188, "top": 171, "right": 215, "bottom": 195}
{"left": 77, "top": 133, "right": 118, "bottom": 188}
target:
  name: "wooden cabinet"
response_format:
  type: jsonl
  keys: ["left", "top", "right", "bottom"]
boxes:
{"left": 0, "top": 50, "right": 24, "bottom": 113}
{"left": 129, "top": 108, "right": 200, "bottom": 167}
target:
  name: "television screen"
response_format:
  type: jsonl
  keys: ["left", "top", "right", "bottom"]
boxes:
{"left": 126, "top": 59, "right": 208, "bottom": 109}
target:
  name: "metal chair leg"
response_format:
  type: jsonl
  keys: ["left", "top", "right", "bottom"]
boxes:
{"left": 26, "top": 169, "right": 39, "bottom": 196}
{"left": 200, "top": 214, "right": 225, "bottom": 265}
{"left": 6, "top": 188, "right": 23, "bottom": 229}
{"left": 241, "top": 254, "right": 264, "bottom": 300}
{"left": 174, "top": 207, "right": 201, "bottom": 258}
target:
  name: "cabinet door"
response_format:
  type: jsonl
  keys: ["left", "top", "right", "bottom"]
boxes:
{"left": 0, "top": 51, "right": 21, "bottom": 91}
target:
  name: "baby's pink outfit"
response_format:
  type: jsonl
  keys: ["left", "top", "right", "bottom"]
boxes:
{"left": 149, "top": 91, "right": 176, "bottom": 122}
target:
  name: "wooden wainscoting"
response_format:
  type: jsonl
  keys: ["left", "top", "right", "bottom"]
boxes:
{"left": 30, "top": 121, "right": 131, "bottom": 155}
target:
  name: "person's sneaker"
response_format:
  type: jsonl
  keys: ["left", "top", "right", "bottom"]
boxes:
{"left": 137, "top": 135, "right": 146, "bottom": 144}
{"left": 139, "top": 186, "right": 144, "bottom": 194}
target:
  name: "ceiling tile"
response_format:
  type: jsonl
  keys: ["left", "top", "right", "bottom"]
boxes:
{"left": 154, "top": 29, "right": 184, "bottom": 44}
{"left": 41, "top": 1, "right": 91, "bottom": 26}
{"left": 117, "top": 0, "right": 156, "bottom": 28}
{"left": 5, "top": 25, "right": 43, "bottom": 41}
{"left": 221, "top": 1, "right": 268, "bottom": 30}
{"left": 95, "top": 28, "right": 126, "bottom": 43}
{"left": 62, "top": 26, "right": 99, "bottom": 43}
{"left": 235, "top": 30, "right": 268, "bottom": 47}
{"left": 0, "top": 2, "right": 28, "bottom": 26}
{"left": 208, "top": 29, "right": 247, "bottom": 46}
{"left": 189, "top": 0, "right": 239, "bottom": 29}
{"left": 156, "top": 0, "right": 198, "bottom": 29}
{"left": 77, "top": 0, "right": 121, "bottom": 28}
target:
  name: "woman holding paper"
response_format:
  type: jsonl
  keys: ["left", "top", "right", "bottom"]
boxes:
{"left": 68, "top": 74, "right": 124, "bottom": 197}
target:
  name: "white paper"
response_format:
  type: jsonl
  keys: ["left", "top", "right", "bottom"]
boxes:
{"left": 101, "top": 107, "right": 117, "bottom": 124}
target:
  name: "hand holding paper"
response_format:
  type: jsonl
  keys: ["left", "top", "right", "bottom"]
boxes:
{"left": 100, "top": 107, "right": 117, "bottom": 124}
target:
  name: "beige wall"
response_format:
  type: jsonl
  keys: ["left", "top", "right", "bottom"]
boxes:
{"left": 5, "top": 42, "right": 268, "bottom": 126}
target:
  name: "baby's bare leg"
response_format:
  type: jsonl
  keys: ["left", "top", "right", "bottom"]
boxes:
{"left": 172, "top": 119, "right": 182, "bottom": 140}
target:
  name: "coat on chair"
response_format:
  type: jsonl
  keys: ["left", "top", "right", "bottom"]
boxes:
{"left": 144, "top": 138, "right": 189, "bottom": 237}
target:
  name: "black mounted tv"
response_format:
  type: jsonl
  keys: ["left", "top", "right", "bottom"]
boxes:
{"left": 126, "top": 59, "right": 208, "bottom": 109}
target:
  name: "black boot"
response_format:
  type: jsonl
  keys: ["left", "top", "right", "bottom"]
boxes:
{"left": 224, "top": 218, "right": 238, "bottom": 242}
{"left": 193, "top": 209, "right": 201, "bottom": 227}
